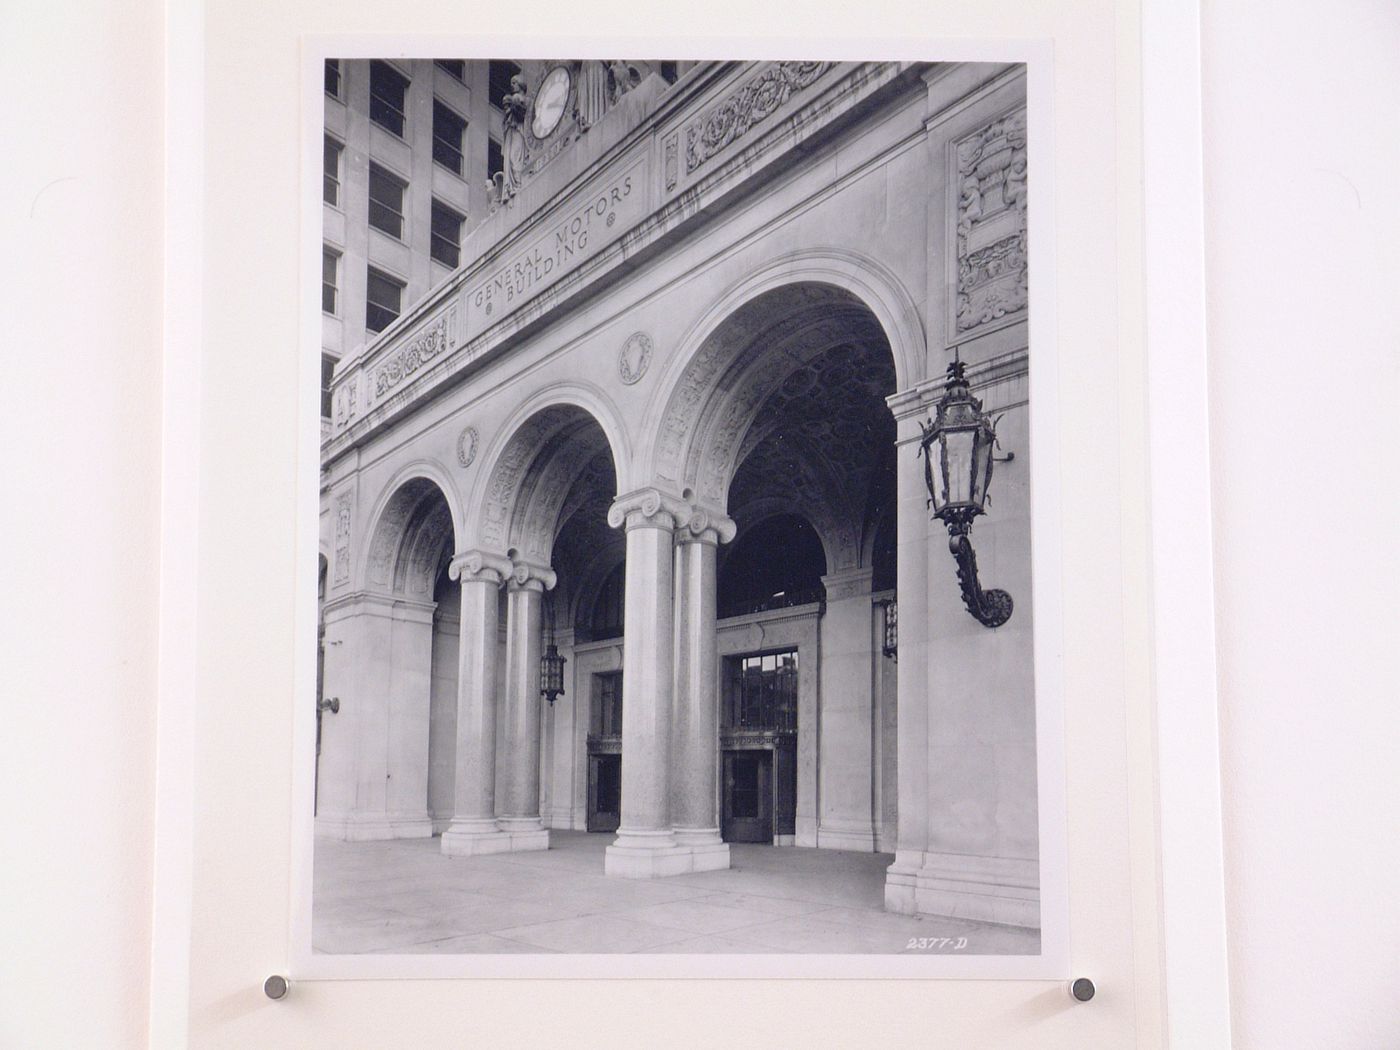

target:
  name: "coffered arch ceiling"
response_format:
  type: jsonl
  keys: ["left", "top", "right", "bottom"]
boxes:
{"left": 476, "top": 406, "right": 618, "bottom": 567}
{"left": 362, "top": 477, "right": 457, "bottom": 599}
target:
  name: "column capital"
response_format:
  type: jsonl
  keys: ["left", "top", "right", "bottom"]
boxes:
{"left": 608, "top": 488, "right": 737, "bottom": 541}
{"left": 677, "top": 503, "right": 737, "bottom": 545}
{"left": 449, "top": 549, "right": 512, "bottom": 586}
{"left": 607, "top": 487, "right": 689, "bottom": 532}
{"left": 821, "top": 565, "right": 874, "bottom": 602}
{"left": 507, "top": 558, "right": 557, "bottom": 592}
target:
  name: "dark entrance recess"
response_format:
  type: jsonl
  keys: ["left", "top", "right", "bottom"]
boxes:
{"left": 722, "top": 750, "right": 772, "bottom": 842}
{"left": 720, "top": 649, "right": 798, "bottom": 844}
{"left": 586, "top": 670, "right": 623, "bottom": 832}
{"left": 587, "top": 753, "right": 621, "bottom": 833}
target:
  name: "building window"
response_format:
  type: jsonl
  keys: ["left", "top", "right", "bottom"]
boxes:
{"left": 365, "top": 267, "right": 404, "bottom": 333}
{"left": 487, "top": 137, "right": 503, "bottom": 182}
{"left": 369, "top": 60, "right": 409, "bottom": 137}
{"left": 723, "top": 650, "right": 799, "bottom": 732}
{"left": 660, "top": 61, "right": 679, "bottom": 84}
{"left": 320, "top": 354, "right": 336, "bottom": 418}
{"left": 324, "top": 59, "right": 341, "bottom": 99}
{"left": 432, "top": 100, "right": 466, "bottom": 176}
{"left": 322, "top": 136, "right": 342, "bottom": 206}
{"left": 434, "top": 59, "right": 465, "bottom": 81}
{"left": 430, "top": 199, "right": 464, "bottom": 268}
{"left": 487, "top": 61, "right": 521, "bottom": 109}
{"left": 321, "top": 248, "right": 338, "bottom": 314}
{"left": 592, "top": 672, "right": 623, "bottom": 736}
{"left": 367, "top": 163, "right": 406, "bottom": 240}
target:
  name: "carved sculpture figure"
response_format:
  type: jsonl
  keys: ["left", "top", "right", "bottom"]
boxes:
{"left": 608, "top": 60, "right": 640, "bottom": 104}
{"left": 502, "top": 73, "right": 530, "bottom": 131}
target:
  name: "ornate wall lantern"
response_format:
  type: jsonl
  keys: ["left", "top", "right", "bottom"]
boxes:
{"left": 918, "top": 357, "right": 1014, "bottom": 628}
{"left": 540, "top": 593, "right": 567, "bottom": 706}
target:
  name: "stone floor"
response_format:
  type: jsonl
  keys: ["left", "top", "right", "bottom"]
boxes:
{"left": 314, "top": 830, "right": 1040, "bottom": 955}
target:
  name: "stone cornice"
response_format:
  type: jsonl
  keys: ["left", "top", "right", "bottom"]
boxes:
{"left": 886, "top": 347, "right": 1028, "bottom": 424}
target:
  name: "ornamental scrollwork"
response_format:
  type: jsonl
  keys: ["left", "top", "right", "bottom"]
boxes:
{"left": 685, "top": 62, "right": 830, "bottom": 174}
{"left": 373, "top": 312, "right": 451, "bottom": 399}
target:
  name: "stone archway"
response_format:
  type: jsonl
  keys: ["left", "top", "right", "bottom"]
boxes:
{"left": 636, "top": 278, "right": 902, "bottom": 856}
{"left": 441, "top": 400, "right": 626, "bottom": 858}
{"left": 317, "top": 473, "right": 456, "bottom": 842}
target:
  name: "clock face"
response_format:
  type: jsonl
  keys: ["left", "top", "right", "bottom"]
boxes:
{"left": 530, "top": 66, "right": 571, "bottom": 140}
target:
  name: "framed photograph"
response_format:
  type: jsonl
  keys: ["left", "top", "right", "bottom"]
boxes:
{"left": 297, "top": 47, "right": 1064, "bottom": 980}
{"left": 153, "top": 0, "right": 1231, "bottom": 1045}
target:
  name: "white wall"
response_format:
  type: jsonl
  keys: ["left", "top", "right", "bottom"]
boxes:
{"left": 0, "top": 0, "right": 164, "bottom": 1047}
{"left": 1201, "top": 1, "right": 1400, "bottom": 1047}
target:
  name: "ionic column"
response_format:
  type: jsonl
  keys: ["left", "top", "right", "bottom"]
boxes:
{"left": 497, "top": 560, "right": 556, "bottom": 849}
{"left": 441, "top": 550, "right": 509, "bottom": 856}
{"left": 604, "top": 489, "right": 684, "bottom": 877}
{"left": 670, "top": 510, "right": 735, "bottom": 861}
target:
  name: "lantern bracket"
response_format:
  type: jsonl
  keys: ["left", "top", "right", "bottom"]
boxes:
{"left": 948, "top": 529, "right": 1014, "bottom": 628}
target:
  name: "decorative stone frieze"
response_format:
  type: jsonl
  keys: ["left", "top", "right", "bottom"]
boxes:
{"left": 954, "top": 106, "right": 1028, "bottom": 334}
{"left": 371, "top": 306, "right": 457, "bottom": 401}
{"left": 685, "top": 62, "right": 831, "bottom": 174}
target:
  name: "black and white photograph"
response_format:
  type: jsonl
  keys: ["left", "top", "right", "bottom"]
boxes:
{"left": 13, "top": 0, "right": 1400, "bottom": 1044}
{"left": 311, "top": 56, "right": 1053, "bottom": 963}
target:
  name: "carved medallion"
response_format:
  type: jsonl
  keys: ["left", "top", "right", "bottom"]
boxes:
{"left": 456, "top": 426, "right": 479, "bottom": 468}
{"left": 618, "top": 331, "right": 653, "bottom": 385}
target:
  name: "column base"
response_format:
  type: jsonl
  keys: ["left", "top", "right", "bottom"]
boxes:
{"left": 883, "top": 850, "right": 1040, "bottom": 928}
{"left": 605, "top": 828, "right": 730, "bottom": 878}
{"left": 440, "top": 819, "right": 549, "bottom": 857}
{"left": 314, "top": 812, "right": 434, "bottom": 842}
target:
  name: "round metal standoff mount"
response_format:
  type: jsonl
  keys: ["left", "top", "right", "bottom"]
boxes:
{"left": 263, "top": 974, "right": 290, "bottom": 1001}
{"left": 1069, "top": 977, "right": 1096, "bottom": 1003}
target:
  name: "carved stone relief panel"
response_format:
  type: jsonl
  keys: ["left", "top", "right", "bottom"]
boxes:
{"left": 685, "top": 62, "right": 831, "bottom": 174}
{"left": 369, "top": 304, "right": 459, "bottom": 404}
{"left": 953, "top": 106, "right": 1028, "bottom": 336}
{"left": 332, "top": 491, "right": 353, "bottom": 588}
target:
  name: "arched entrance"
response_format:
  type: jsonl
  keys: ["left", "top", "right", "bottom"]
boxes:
{"left": 695, "top": 283, "right": 900, "bottom": 854}
{"left": 438, "top": 399, "right": 625, "bottom": 858}
{"left": 598, "top": 279, "right": 901, "bottom": 875}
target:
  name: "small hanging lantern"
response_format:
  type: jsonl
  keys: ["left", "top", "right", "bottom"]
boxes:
{"left": 918, "top": 355, "right": 1014, "bottom": 628}
{"left": 540, "top": 592, "right": 567, "bottom": 706}
{"left": 881, "top": 599, "right": 898, "bottom": 660}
